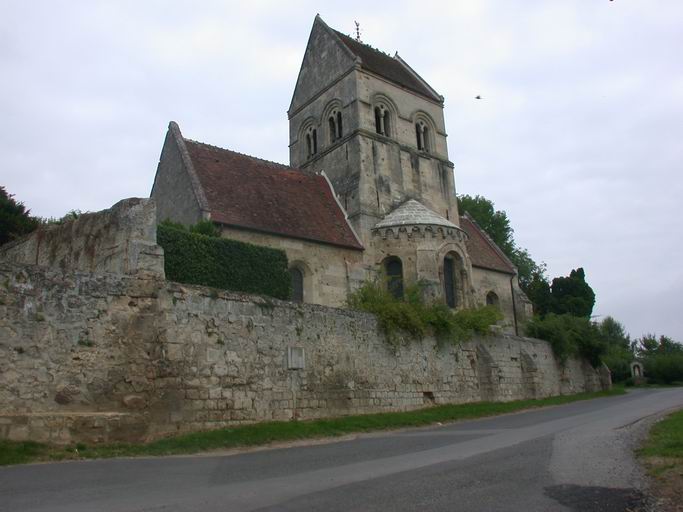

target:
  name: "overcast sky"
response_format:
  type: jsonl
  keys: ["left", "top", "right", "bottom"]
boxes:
{"left": 1, "top": 1, "right": 681, "bottom": 340}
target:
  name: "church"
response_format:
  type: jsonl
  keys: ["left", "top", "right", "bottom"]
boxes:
{"left": 151, "top": 15, "right": 532, "bottom": 334}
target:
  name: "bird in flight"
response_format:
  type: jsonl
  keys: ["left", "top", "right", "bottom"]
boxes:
{"left": 475, "top": 95, "right": 482, "bottom": 100}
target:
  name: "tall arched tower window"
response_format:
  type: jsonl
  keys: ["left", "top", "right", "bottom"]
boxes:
{"left": 374, "top": 104, "right": 391, "bottom": 137}
{"left": 383, "top": 256, "right": 404, "bottom": 300}
{"left": 416, "top": 120, "right": 429, "bottom": 152}
{"left": 328, "top": 109, "right": 343, "bottom": 143}
{"left": 305, "top": 126, "right": 318, "bottom": 159}
{"left": 328, "top": 116, "right": 336, "bottom": 143}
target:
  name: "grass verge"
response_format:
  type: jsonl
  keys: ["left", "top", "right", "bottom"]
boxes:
{"left": 638, "top": 408, "right": 683, "bottom": 510}
{"left": 1, "top": 386, "right": 625, "bottom": 466}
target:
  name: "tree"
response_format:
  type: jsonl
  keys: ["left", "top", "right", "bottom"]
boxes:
{"left": 457, "top": 195, "right": 515, "bottom": 254}
{"left": 457, "top": 194, "right": 546, "bottom": 295}
{"left": 0, "top": 186, "right": 39, "bottom": 246}
{"left": 598, "top": 316, "right": 633, "bottom": 382}
{"left": 658, "top": 335, "right": 683, "bottom": 353}
{"left": 525, "top": 270, "right": 553, "bottom": 317}
{"left": 635, "top": 334, "right": 683, "bottom": 384}
{"left": 636, "top": 334, "right": 659, "bottom": 357}
{"left": 457, "top": 195, "right": 599, "bottom": 320}
{"left": 636, "top": 334, "right": 683, "bottom": 357}
{"left": 549, "top": 268, "right": 595, "bottom": 318}
{"left": 525, "top": 313, "right": 606, "bottom": 367}
{"left": 598, "top": 316, "right": 631, "bottom": 350}
{"left": 509, "top": 247, "right": 546, "bottom": 292}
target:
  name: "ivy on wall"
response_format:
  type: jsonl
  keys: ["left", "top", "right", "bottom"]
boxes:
{"left": 347, "top": 280, "right": 503, "bottom": 346}
{"left": 157, "top": 223, "right": 291, "bottom": 300}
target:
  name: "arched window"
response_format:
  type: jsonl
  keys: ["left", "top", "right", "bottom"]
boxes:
{"left": 328, "top": 116, "right": 336, "bottom": 143}
{"left": 290, "top": 267, "right": 304, "bottom": 303}
{"left": 374, "top": 104, "right": 391, "bottom": 136}
{"left": 444, "top": 255, "right": 457, "bottom": 308}
{"left": 328, "top": 109, "right": 343, "bottom": 143}
{"left": 486, "top": 291, "right": 499, "bottom": 309}
{"left": 443, "top": 252, "right": 465, "bottom": 308}
{"left": 383, "top": 256, "right": 403, "bottom": 300}
{"left": 305, "top": 126, "right": 318, "bottom": 159}
{"left": 416, "top": 120, "right": 429, "bottom": 152}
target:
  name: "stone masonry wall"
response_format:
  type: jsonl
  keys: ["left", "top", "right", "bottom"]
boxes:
{"left": 0, "top": 198, "right": 164, "bottom": 279}
{"left": 0, "top": 261, "right": 610, "bottom": 445}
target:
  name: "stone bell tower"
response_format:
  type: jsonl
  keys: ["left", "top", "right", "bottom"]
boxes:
{"left": 288, "top": 16, "right": 478, "bottom": 310}
{"left": 288, "top": 16, "right": 461, "bottom": 250}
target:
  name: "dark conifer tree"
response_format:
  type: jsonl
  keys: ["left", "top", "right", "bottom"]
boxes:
{"left": 0, "top": 186, "right": 39, "bottom": 246}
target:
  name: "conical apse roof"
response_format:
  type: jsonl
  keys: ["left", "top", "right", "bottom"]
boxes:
{"left": 373, "top": 200, "right": 458, "bottom": 229}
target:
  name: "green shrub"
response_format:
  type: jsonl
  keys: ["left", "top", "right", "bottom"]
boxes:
{"left": 597, "top": 317, "right": 633, "bottom": 382}
{"left": 36, "top": 209, "right": 86, "bottom": 226}
{"left": 157, "top": 222, "right": 291, "bottom": 300}
{"left": 189, "top": 219, "right": 221, "bottom": 238}
{"left": 159, "top": 219, "right": 186, "bottom": 231}
{"left": 453, "top": 307, "right": 504, "bottom": 336}
{"left": 643, "top": 353, "right": 683, "bottom": 384}
{"left": 601, "top": 346, "right": 633, "bottom": 382}
{"left": 347, "top": 280, "right": 502, "bottom": 345}
{"left": 525, "top": 313, "right": 606, "bottom": 367}
{"left": 159, "top": 219, "right": 222, "bottom": 238}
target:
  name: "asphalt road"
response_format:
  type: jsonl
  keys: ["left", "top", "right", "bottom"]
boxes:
{"left": 1, "top": 388, "right": 682, "bottom": 512}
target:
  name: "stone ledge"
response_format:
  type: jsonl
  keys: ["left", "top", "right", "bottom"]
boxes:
{"left": 0, "top": 412, "right": 149, "bottom": 445}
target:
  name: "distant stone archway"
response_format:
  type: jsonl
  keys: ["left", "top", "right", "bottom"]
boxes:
{"left": 630, "top": 361, "right": 644, "bottom": 379}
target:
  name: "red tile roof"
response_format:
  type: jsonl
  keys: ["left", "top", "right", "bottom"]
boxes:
{"left": 184, "top": 139, "right": 363, "bottom": 250}
{"left": 459, "top": 216, "right": 516, "bottom": 274}
{"left": 333, "top": 30, "right": 442, "bottom": 103}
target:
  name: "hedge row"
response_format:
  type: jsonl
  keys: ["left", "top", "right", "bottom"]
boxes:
{"left": 157, "top": 224, "right": 291, "bottom": 300}
{"left": 644, "top": 353, "right": 683, "bottom": 384}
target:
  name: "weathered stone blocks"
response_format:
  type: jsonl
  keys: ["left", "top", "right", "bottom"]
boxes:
{"left": 0, "top": 261, "right": 609, "bottom": 444}
{"left": 0, "top": 198, "right": 164, "bottom": 278}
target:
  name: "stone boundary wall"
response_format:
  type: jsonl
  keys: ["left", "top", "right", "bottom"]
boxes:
{"left": 0, "top": 198, "right": 164, "bottom": 278}
{"left": 0, "top": 261, "right": 610, "bottom": 445}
